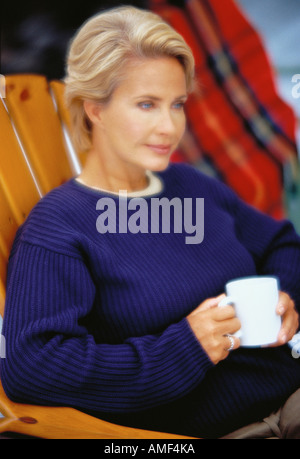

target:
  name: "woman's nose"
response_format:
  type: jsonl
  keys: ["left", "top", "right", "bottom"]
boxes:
{"left": 157, "top": 110, "right": 177, "bottom": 136}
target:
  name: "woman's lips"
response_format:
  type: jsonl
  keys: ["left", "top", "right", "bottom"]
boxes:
{"left": 146, "top": 144, "right": 172, "bottom": 155}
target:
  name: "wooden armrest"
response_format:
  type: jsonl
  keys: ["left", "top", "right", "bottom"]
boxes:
{"left": 0, "top": 382, "right": 195, "bottom": 439}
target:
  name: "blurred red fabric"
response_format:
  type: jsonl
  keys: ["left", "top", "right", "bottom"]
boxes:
{"left": 150, "top": 0, "right": 298, "bottom": 218}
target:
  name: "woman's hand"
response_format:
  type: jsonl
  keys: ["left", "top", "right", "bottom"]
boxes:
{"left": 272, "top": 291, "right": 299, "bottom": 346}
{"left": 187, "top": 295, "right": 241, "bottom": 365}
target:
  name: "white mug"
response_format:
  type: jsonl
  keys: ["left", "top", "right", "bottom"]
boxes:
{"left": 219, "top": 276, "right": 282, "bottom": 347}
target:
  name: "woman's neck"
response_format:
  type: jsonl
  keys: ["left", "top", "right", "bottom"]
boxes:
{"left": 77, "top": 149, "right": 148, "bottom": 193}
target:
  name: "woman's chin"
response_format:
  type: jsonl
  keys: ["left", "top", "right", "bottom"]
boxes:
{"left": 145, "top": 157, "right": 171, "bottom": 172}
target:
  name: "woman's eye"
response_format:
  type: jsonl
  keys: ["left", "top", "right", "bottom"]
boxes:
{"left": 138, "top": 102, "right": 153, "bottom": 110}
{"left": 137, "top": 100, "right": 186, "bottom": 110}
{"left": 173, "top": 102, "right": 185, "bottom": 110}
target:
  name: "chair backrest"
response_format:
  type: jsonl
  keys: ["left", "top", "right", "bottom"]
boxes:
{"left": 0, "top": 75, "right": 81, "bottom": 316}
{"left": 0, "top": 187, "right": 19, "bottom": 317}
{"left": 4, "top": 74, "right": 77, "bottom": 195}
{"left": 49, "top": 79, "right": 87, "bottom": 168}
{"left": 0, "top": 99, "right": 40, "bottom": 316}
{"left": 49, "top": 79, "right": 72, "bottom": 132}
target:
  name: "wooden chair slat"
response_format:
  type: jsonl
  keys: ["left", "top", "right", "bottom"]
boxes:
{"left": 0, "top": 100, "right": 41, "bottom": 224}
{"left": 49, "top": 80, "right": 72, "bottom": 131}
{"left": 0, "top": 189, "right": 19, "bottom": 317}
{"left": 0, "top": 99, "right": 41, "bottom": 317}
{"left": 49, "top": 79, "right": 87, "bottom": 168}
{"left": 4, "top": 75, "right": 74, "bottom": 195}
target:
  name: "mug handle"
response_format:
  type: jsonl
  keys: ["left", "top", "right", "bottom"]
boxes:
{"left": 218, "top": 295, "right": 242, "bottom": 339}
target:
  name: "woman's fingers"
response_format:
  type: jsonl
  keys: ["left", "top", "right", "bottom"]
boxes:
{"left": 188, "top": 294, "right": 225, "bottom": 315}
{"left": 268, "top": 291, "right": 299, "bottom": 346}
{"left": 277, "top": 292, "right": 299, "bottom": 344}
{"left": 187, "top": 296, "right": 241, "bottom": 364}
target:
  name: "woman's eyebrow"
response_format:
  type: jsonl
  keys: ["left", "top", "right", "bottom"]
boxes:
{"left": 134, "top": 95, "right": 161, "bottom": 101}
{"left": 134, "top": 94, "right": 188, "bottom": 101}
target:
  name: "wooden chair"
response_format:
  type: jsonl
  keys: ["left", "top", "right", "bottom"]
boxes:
{"left": 0, "top": 75, "right": 195, "bottom": 439}
{"left": 50, "top": 79, "right": 87, "bottom": 168}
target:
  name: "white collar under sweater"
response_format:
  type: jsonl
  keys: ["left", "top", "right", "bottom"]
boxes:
{"left": 75, "top": 170, "right": 163, "bottom": 198}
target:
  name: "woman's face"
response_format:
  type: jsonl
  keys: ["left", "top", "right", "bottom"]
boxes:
{"left": 90, "top": 57, "right": 187, "bottom": 175}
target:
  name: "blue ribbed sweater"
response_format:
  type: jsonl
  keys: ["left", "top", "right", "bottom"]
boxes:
{"left": 2, "top": 163, "right": 300, "bottom": 438}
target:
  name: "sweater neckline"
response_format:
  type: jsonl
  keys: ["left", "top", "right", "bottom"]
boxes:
{"left": 73, "top": 170, "right": 163, "bottom": 198}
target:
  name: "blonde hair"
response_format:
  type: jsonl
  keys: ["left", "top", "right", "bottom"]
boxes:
{"left": 64, "top": 5, "right": 195, "bottom": 152}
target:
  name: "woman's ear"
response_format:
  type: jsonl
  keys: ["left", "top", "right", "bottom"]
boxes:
{"left": 83, "top": 100, "right": 102, "bottom": 126}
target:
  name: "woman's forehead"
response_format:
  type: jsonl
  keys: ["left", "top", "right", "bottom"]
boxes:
{"left": 114, "top": 56, "right": 187, "bottom": 96}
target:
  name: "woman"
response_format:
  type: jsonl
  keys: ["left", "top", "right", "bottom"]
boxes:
{"left": 2, "top": 6, "right": 300, "bottom": 439}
